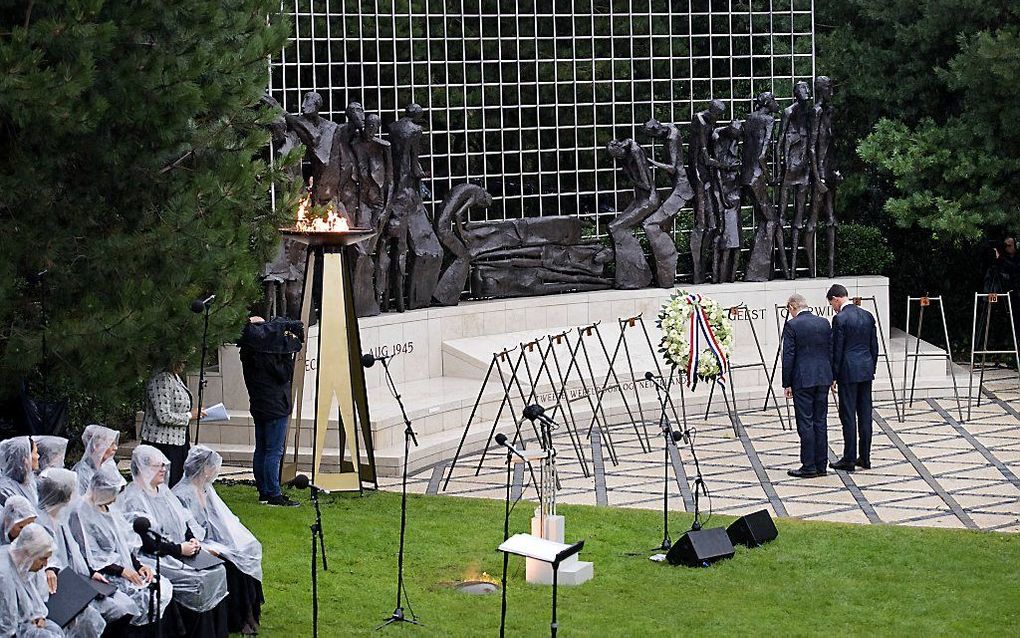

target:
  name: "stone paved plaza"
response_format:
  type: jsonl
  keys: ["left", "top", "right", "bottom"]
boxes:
{"left": 379, "top": 372, "right": 1020, "bottom": 533}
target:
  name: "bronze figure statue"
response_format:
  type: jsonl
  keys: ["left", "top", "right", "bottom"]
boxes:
{"left": 778, "top": 81, "right": 814, "bottom": 279}
{"left": 385, "top": 104, "right": 442, "bottom": 311}
{"left": 350, "top": 113, "right": 394, "bottom": 317}
{"left": 742, "top": 92, "right": 783, "bottom": 282}
{"left": 433, "top": 183, "right": 494, "bottom": 306}
{"left": 710, "top": 120, "right": 744, "bottom": 283}
{"left": 335, "top": 101, "right": 366, "bottom": 222}
{"left": 687, "top": 100, "right": 726, "bottom": 284}
{"left": 642, "top": 118, "right": 695, "bottom": 288}
{"left": 265, "top": 92, "right": 360, "bottom": 223}
{"left": 606, "top": 138, "right": 659, "bottom": 290}
{"left": 811, "top": 76, "right": 840, "bottom": 278}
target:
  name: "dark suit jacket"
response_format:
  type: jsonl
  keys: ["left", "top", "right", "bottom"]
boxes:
{"left": 831, "top": 303, "right": 879, "bottom": 384}
{"left": 782, "top": 310, "right": 834, "bottom": 389}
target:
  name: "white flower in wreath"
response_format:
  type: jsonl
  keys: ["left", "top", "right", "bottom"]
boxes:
{"left": 656, "top": 290, "right": 735, "bottom": 381}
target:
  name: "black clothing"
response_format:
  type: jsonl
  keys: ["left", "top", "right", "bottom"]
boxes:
{"left": 150, "top": 441, "right": 190, "bottom": 488}
{"left": 832, "top": 304, "right": 878, "bottom": 466}
{"left": 238, "top": 320, "right": 302, "bottom": 421}
{"left": 222, "top": 559, "right": 264, "bottom": 635}
{"left": 782, "top": 310, "right": 834, "bottom": 389}
{"left": 783, "top": 310, "right": 833, "bottom": 474}
{"left": 179, "top": 598, "right": 229, "bottom": 638}
{"left": 838, "top": 379, "right": 873, "bottom": 466}
{"left": 793, "top": 385, "right": 829, "bottom": 473}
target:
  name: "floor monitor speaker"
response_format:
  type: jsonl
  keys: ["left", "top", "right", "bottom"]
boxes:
{"left": 726, "top": 509, "right": 779, "bottom": 548}
{"left": 665, "top": 527, "right": 735, "bottom": 567}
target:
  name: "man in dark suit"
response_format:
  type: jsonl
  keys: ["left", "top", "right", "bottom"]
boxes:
{"left": 782, "top": 294, "right": 834, "bottom": 478}
{"left": 827, "top": 284, "right": 879, "bottom": 471}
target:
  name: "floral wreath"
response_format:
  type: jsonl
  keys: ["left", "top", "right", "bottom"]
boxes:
{"left": 657, "top": 290, "right": 734, "bottom": 389}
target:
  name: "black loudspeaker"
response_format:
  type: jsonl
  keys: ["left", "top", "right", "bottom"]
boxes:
{"left": 726, "top": 509, "right": 779, "bottom": 548}
{"left": 665, "top": 527, "right": 735, "bottom": 567}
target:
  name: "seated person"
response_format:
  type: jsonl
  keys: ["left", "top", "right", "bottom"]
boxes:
{"left": 37, "top": 468, "right": 133, "bottom": 628}
{"left": 0, "top": 436, "right": 40, "bottom": 507}
{"left": 0, "top": 523, "right": 65, "bottom": 637}
{"left": 2, "top": 495, "right": 37, "bottom": 544}
{"left": 33, "top": 437, "right": 69, "bottom": 474}
{"left": 69, "top": 465, "right": 173, "bottom": 632}
{"left": 121, "top": 446, "right": 229, "bottom": 637}
{"left": 175, "top": 446, "right": 264, "bottom": 635}
{"left": 71, "top": 425, "right": 120, "bottom": 495}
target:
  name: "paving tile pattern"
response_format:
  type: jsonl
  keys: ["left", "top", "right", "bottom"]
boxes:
{"left": 383, "top": 373, "right": 1020, "bottom": 532}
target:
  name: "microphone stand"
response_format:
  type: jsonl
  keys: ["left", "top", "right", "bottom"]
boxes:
{"left": 684, "top": 423, "right": 707, "bottom": 532}
{"left": 194, "top": 302, "right": 211, "bottom": 444}
{"left": 648, "top": 375, "right": 675, "bottom": 552}
{"left": 141, "top": 531, "right": 164, "bottom": 638}
{"left": 499, "top": 446, "right": 512, "bottom": 638}
{"left": 377, "top": 356, "right": 422, "bottom": 629}
{"left": 307, "top": 482, "right": 328, "bottom": 638}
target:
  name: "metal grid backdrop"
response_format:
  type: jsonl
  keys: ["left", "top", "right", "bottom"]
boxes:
{"left": 270, "top": 0, "right": 815, "bottom": 273}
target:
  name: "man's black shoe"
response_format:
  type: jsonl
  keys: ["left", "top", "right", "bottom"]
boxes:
{"left": 855, "top": 459, "right": 871, "bottom": 470}
{"left": 265, "top": 495, "right": 300, "bottom": 507}
{"left": 787, "top": 468, "right": 821, "bottom": 478}
{"left": 829, "top": 460, "right": 856, "bottom": 472}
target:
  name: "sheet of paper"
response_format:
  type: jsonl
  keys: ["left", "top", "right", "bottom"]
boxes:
{"left": 498, "top": 533, "right": 570, "bottom": 563}
{"left": 202, "top": 403, "right": 229, "bottom": 422}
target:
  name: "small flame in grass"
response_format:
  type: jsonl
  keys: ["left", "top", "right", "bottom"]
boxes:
{"left": 462, "top": 561, "right": 500, "bottom": 585}
{"left": 291, "top": 192, "right": 350, "bottom": 233}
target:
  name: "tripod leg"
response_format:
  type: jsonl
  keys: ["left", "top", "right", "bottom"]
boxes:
{"left": 909, "top": 305, "right": 926, "bottom": 407}
{"left": 444, "top": 355, "right": 497, "bottom": 490}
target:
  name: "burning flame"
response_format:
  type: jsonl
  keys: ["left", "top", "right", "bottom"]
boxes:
{"left": 292, "top": 192, "right": 350, "bottom": 233}
{"left": 461, "top": 562, "right": 500, "bottom": 585}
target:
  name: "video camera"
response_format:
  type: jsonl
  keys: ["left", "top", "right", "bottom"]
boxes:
{"left": 238, "top": 317, "right": 305, "bottom": 354}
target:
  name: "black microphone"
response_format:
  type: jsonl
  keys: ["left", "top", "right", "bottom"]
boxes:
{"left": 360, "top": 352, "right": 393, "bottom": 368}
{"left": 132, "top": 517, "right": 151, "bottom": 536}
{"left": 494, "top": 433, "right": 529, "bottom": 463}
{"left": 522, "top": 404, "right": 544, "bottom": 422}
{"left": 286, "top": 473, "right": 311, "bottom": 490}
{"left": 190, "top": 294, "right": 216, "bottom": 314}
{"left": 523, "top": 404, "right": 558, "bottom": 429}
{"left": 644, "top": 371, "right": 665, "bottom": 391}
{"left": 132, "top": 517, "right": 168, "bottom": 543}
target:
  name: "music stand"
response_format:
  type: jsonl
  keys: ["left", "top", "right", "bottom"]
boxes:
{"left": 498, "top": 534, "right": 585, "bottom": 638}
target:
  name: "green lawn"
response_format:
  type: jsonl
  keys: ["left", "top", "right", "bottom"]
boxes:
{"left": 220, "top": 485, "right": 1020, "bottom": 637}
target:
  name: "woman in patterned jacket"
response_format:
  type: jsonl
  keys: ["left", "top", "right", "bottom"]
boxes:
{"left": 139, "top": 359, "right": 205, "bottom": 487}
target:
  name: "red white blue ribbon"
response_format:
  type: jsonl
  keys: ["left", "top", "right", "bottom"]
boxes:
{"left": 684, "top": 293, "right": 729, "bottom": 390}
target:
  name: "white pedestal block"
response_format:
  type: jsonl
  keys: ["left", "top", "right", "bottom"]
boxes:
{"left": 525, "top": 513, "right": 593, "bottom": 586}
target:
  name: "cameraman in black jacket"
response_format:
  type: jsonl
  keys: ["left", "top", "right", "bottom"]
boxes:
{"left": 239, "top": 316, "right": 304, "bottom": 507}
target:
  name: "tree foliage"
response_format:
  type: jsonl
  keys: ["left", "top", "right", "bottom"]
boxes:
{"left": 817, "top": 0, "right": 1020, "bottom": 241}
{"left": 0, "top": 1, "right": 292, "bottom": 427}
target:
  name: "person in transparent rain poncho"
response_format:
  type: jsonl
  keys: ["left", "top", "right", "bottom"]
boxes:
{"left": 0, "top": 436, "right": 40, "bottom": 507}
{"left": 0, "top": 522, "right": 107, "bottom": 637}
{"left": 36, "top": 468, "right": 135, "bottom": 629}
{"left": 71, "top": 425, "right": 119, "bottom": 496}
{"left": 68, "top": 465, "right": 173, "bottom": 631}
{"left": 0, "top": 523, "right": 65, "bottom": 637}
{"left": 34, "top": 437, "right": 69, "bottom": 474}
{"left": 121, "top": 446, "right": 229, "bottom": 637}
{"left": 174, "top": 446, "right": 264, "bottom": 635}
{"left": 2, "top": 495, "right": 38, "bottom": 545}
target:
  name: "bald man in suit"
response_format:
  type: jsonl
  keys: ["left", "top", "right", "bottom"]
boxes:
{"left": 782, "top": 293, "right": 833, "bottom": 478}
